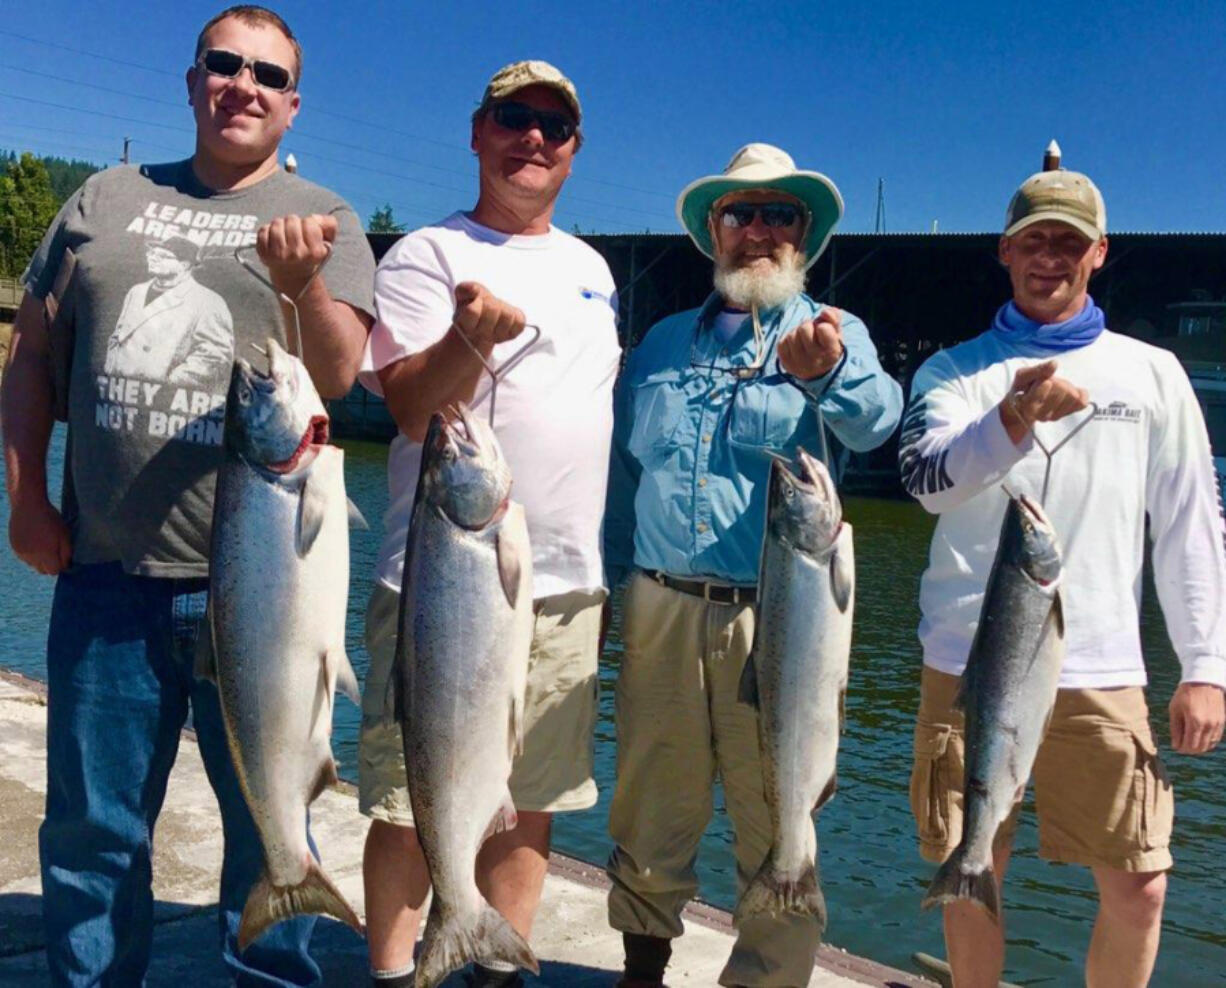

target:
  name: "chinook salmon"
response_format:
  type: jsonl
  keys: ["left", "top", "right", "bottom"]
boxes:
{"left": 735, "top": 450, "right": 853, "bottom": 927}
{"left": 922, "top": 492, "right": 1065, "bottom": 921}
{"left": 396, "top": 404, "right": 537, "bottom": 988}
{"left": 202, "top": 337, "right": 363, "bottom": 949}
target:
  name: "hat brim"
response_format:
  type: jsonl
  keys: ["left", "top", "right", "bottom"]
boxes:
{"left": 1004, "top": 211, "right": 1103, "bottom": 242}
{"left": 676, "top": 172, "right": 844, "bottom": 269}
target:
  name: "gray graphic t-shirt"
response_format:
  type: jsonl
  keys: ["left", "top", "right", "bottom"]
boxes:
{"left": 23, "top": 161, "right": 375, "bottom": 577}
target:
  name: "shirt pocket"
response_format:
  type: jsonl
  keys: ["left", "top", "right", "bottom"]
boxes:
{"left": 727, "top": 376, "right": 810, "bottom": 453}
{"left": 627, "top": 370, "right": 686, "bottom": 464}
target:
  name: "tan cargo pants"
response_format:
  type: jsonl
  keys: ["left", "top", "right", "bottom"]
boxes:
{"left": 606, "top": 572, "right": 822, "bottom": 988}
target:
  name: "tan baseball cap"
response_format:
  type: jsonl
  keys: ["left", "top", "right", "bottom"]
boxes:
{"left": 477, "top": 60, "right": 581, "bottom": 123}
{"left": 1005, "top": 168, "right": 1106, "bottom": 241}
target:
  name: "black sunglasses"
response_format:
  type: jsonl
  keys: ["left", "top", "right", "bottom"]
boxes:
{"left": 489, "top": 101, "right": 577, "bottom": 143}
{"left": 198, "top": 48, "right": 295, "bottom": 92}
{"left": 718, "top": 202, "right": 805, "bottom": 229}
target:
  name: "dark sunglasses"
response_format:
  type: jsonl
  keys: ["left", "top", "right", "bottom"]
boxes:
{"left": 489, "top": 101, "right": 577, "bottom": 143}
{"left": 198, "top": 48, "right": 295, "bottom": 92}
{"left": 718, "top": 202, "right": 805, "bottom": 229}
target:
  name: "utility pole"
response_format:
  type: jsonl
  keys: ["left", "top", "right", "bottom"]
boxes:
{"left": 873, "top": 178, "right": 885, "bottom": 233}
{"left": 121, "top": 137, "right": 131, "bottom": 165}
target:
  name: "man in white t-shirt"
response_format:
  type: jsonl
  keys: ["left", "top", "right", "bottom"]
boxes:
{"left": 901, "top": 155, "right": 1226, "bottom": 987}
{"left": 356, "top": 60, "right": 620, "bottom": 988}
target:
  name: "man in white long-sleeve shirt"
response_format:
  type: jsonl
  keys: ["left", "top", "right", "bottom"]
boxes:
{"left": 900, "top": 159, "right": 1226, "bottom": 987}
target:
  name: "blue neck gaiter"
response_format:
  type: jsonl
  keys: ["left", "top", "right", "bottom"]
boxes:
{"left": 991, "top": 297, "right": 1106, "bottom": 352}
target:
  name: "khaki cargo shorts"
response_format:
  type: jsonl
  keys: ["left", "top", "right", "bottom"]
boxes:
{"left": 358, "top": 582, "right": 604, "bottom": 825}
{"left": 910, "top": 666, "right": 1174, "bottom": 873}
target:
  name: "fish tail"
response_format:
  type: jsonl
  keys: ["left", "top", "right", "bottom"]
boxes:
{"left": 921, "top": 847, "right": 999, "bottom": 921}
{"left": 237, "top": 859, "right": 363, "bottom": 952}
{"left": 414, "top": 902, "right": 539, "bottom": 988}
{"left": 733, "top": 853, "right": 826, "bottom": 927}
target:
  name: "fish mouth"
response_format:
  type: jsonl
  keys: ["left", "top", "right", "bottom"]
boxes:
{"left": 266, "top": 415, "right": 330, "bottom": 474}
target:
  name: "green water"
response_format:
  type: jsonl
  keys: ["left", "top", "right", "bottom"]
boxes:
{"left": 1, "top": 429, "right": 1222, "bottom": 984}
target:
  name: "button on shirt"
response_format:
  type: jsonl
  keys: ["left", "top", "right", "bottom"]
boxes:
{"left": 604, "top": 292, "right": 903, "bottom": 587}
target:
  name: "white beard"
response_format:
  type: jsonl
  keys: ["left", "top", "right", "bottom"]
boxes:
{"left": 713, "top": 249, "right": 806, "bottom": 311}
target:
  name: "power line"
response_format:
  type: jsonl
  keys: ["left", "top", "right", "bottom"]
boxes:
{"left": 0, "top": 64, "right": 669, "bottom": 226}
{"left": 0, "top": 28, "right": 676, "bottom": 203}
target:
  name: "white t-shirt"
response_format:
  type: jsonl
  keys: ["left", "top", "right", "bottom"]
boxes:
{"left": 900, "top": 328, "right": 1226, "bottom": 690}
{"left": 361, "top": 212, "right": 621, "bottom": 598}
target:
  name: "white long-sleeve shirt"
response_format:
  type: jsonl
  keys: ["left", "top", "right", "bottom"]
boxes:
{"left": 900, "top": 328, "right": 1226, "bottom": 690}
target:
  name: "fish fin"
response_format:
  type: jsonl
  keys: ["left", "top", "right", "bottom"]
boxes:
{"left": 327, "top": 649, "right": 360, "bottom": 705}
{"left": 296, "top": 471, "right": 328, "bottom": 557}
{"left": 1051, "top": 590, "right": 1065, "bottom": 638}
{"left": 415, "top": 900, "right": 538, "bottom": 988}
{"left": 309, "top": 758, "right": 340, "bottom": 803}
{"left": 193, "top": 603, "right": 217, "bottom": 684}
{"left": 509, "top": 691, "right": 525, "bottom": 758}
{"left": 346, "top": 497, "right": 369, "bottom": 530}
{"left": 829, "top": 546, "right": 853, "bottom": 614}
{"left": 734, "top": 853, "right": 826, "bottom": 927}
{"left": 238, "top": 859, "right": 363, "bottom": 952}
{"left": 737, "top": 654, "right": 760, "bottom": 709}
{"left": 496, "top": 528, "right": 522, "bottom": 610}
{"left": 921, "top": 848, "right": 999, "bottom": 922}
{"left": 484, "top": 791, "right": 519, "bottom": 843}
{"left": 814, "top": 773, "right": 838, "bottom": 811}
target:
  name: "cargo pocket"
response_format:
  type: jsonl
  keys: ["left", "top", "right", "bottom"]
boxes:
{"left": 1132, "top": 729, "right": 1174, "bottom": 852}
{"left": 910, "top": 721, "right": 955, "bottom": 849}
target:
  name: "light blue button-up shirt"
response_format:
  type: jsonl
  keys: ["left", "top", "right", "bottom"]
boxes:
{"left": 604, "top": 292, "right": 903, "bottom": 587}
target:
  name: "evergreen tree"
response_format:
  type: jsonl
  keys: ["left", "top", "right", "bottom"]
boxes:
{"left": 0, "top": 153, "right": 60, "bottom": 277}
{"left": 368, "top": 204, "right": 405, "bottom": 233}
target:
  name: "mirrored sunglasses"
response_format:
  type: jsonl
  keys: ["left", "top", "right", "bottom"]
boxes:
{"left": 718, "top": 202, "right": 805, "bottom": 229}
{"left": 489, "top": 101, "right": 577, "bottom": 143}
{"left": 198, "top": 48, "right": 295, "bottom": 92}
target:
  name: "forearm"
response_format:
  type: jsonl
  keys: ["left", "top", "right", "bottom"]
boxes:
{"left": 286, "top": 276, "right": 372, "bottom": 398}
{"left": 898, "top": 392, "right": 1029, "bottom": 514}
{"left": 2, "top": 293, "right": 55, "bottom": 508}
{"left": 379, "top": 327, "right": 493, "bottom": 442}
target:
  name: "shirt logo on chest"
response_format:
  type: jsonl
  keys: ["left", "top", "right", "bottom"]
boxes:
{"left": 1093, "top": 400, "right": 1143, "bottom": 424}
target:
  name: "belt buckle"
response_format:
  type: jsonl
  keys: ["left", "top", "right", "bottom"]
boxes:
{"left": 702, "top": 581, "right": 713, "bottom": 602}
{"left": 652, "top": 570, "right": 667, "bottom": 588}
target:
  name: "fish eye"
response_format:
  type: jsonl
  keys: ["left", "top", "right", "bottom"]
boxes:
{"left": 441, "top": 445, "right": 457, "bottom": 462}
{"left": 783, "top": 486, "right": 794, "bottom": 500}
{"left": 236, "top": 383, "right": 252, "bottom": 404}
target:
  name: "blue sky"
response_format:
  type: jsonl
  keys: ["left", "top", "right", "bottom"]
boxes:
{"left": 2, "top": 0, "right": 1224, "bottom": 235}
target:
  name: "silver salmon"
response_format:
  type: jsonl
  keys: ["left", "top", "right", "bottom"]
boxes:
{"left": 203, "top": 337, "right": 362, "bottom": 950}
{"left": 922, "top": 492, "right": 1065, "bottom": 921}
{"left": 736, "top": 450, "right": 853, "bottom": 927}
{"left": 396, "top": 404, "right": 537, "bottom": 988}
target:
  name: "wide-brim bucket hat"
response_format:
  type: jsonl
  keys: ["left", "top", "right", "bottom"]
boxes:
{"left": 676, "top": 143, "right": 844, "bottom": 270}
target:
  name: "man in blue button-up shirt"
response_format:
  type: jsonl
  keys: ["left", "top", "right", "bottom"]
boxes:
{"left": 604, "top": 144, "right": 902, "bottom": 988}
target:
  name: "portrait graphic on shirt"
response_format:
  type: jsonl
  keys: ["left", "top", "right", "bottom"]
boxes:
{"left": 95, "top": 230, "right": 242, "bottom": 448}
{"left": 103, "top": 235, "right": 235, "bottom": 388}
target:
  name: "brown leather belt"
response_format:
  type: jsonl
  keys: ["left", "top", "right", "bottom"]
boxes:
{"left": 642, "top": 569, "right": 758, "bottom": 605}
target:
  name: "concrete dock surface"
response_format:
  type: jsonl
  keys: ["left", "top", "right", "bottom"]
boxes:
{"left": 0, "top": 672, "right": 927, "bottom": 987}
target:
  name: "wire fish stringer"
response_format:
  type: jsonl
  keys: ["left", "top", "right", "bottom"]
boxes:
{"left": 234, "top": 242, "right": 334, "bottom": 365}
{"left": 448, "top": 322, "right": 543, "bottom": 427}
{"left": 1009, "top": 397, "right": 1099, "bottom": 506}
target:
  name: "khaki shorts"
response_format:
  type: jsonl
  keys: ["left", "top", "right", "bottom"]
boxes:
{"left": 358, "top": 582, "right": 604, "bottom": 825}
{"left": 910, "top": 666, "right": 1174, "bottom": 873}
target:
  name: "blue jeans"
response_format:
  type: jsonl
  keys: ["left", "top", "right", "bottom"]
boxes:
{"left": 40, "top": 562, "right": 321, "bottom": 987}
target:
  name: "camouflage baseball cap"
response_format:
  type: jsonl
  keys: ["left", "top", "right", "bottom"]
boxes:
{"left": 1005, "top": 168, "right": 1106, "bottom": 241}
{"left": 477, "top": 60, "right": 581, "bottom": 123}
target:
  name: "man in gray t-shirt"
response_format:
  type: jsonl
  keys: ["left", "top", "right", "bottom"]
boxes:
{"left": 1, "top": 7, "right": 374, "bottom": 986}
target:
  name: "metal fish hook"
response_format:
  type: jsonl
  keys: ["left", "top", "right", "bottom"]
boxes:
{"left": 234, "top": 242, "right": 333, "bottom": 363}
{"left": 1026, "top": 401, "right": 1098, "bottom": 506}
{"left": 449, "top": 323, "right": 543, "bottom": 427}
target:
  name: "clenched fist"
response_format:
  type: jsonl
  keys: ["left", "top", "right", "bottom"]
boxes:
{"left": 450, "top": 281, "right": 526, "bottom": 352}
{"left": 257, "top": 213, "right": 337, "bottom": 297}
{"left": 778, "top": 307, "right": 844, "bottom": 381}
{"left": 999, "top": 360, "right": 1090, "bottom": 445}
